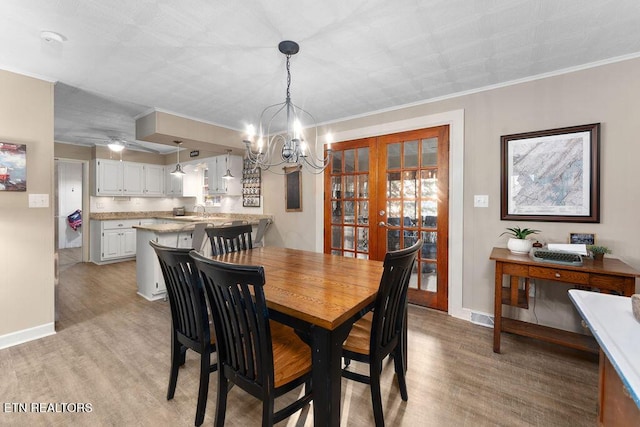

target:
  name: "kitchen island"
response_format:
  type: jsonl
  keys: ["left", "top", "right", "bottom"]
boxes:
{"left": 133, "top": 216, "right": 269, "bottom": 300}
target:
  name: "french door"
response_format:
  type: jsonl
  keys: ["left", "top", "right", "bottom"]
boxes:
{"left": 324, "top": 126, "right": 449, "bottom": 310}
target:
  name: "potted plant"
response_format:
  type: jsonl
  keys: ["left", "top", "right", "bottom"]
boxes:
{"left": 587, "top": 245, "right": 611, "bottom": 261}
{"left": 500, "top": 226, "right": 541, "bottom": 254}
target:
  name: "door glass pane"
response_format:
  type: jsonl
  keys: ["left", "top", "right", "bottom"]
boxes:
{"left": 387, "top": 200, "right": 401, "bottom": 225}
{"left": 331, "top": 201, "right": 342, "bottom": 223}
{"left": 421, "top": 200, "right": 437, "bottom": 228}
{"left": 403, "top": 201, "right": 417, "bottom": 225}
{"left": 357, "top": 147, "right": 369, "bottom": 172}
{"left": 344, "top": 252, "right": 355, "bottom": 258}
{"left": 344, "top": 201, "right": 355, "bottom": 224}
{"left": 387, "top": 172, "right": 401, "bottom": 197}
{"left": 344, "top": 175, "right": 355, "bottom": 199}
{"left": 331, "top": 176, "right": 341, "bottom": 195}
{"left": 409, "top": 263, "right": 419, "bottom": 289}
{"left": 403, "top": 170, "right": 417, "bottom": 198}
{"left": 421, "top": 137, "right": 438, "bottom": 166}
{"left": 331, "top": 226, "right": 342, "bottom": 248}
{"left": 421, "top": 261, "right": 437, "bottom": 292}
{"left": 404, "top": 140, "right": 418, "bottom": 168}
{"left": 387, "top": 229, "right": 400, "bottom": 251}
{"left": 356, "top": 253, "right": 369, "bottom": 260}
{"left": 344, "top": 226, "right": 354, "bottom": 250}
{"left": 332, "top": 150, "right": 342, "bottom": 173}
{"left": 421, "top": 169, "right": 437, "bottom": 197}
{"left": 344, "top": 149, "right": 355, "bottom": 173}
{"left": 421, "top": 231, "right": 437, "bottom": 260}
{"left": 387, "top": 143, "right": 401, "bottom": 169}
{"left": 357, "top": 201, "right": 369, "bottom": 224}
{"left": 403, "top": 230, "right": 419, "bottom": 248}
{"left": 358, "top": 175, "right": 369, "bottom": 198}
{"left": 357, "top": 227, "right": 369, "bottom": 252}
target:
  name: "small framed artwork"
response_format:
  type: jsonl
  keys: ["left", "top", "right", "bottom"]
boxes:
{"left": 569, "top": 232, "right": 595, "bottom": 245}
{"left": 500, "top": 123, "right": 600, "bottom": 223}
{"left": 284, "top": 166, "right": 302, "bottom": 212}
{"left": 0, "top": 142, "right": 27, "bottom": 191}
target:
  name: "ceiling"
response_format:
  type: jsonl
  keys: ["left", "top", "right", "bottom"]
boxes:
{"left": 2, "top": 0, "right": 640, "bottom": 154}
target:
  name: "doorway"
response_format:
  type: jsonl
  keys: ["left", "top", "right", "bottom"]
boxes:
{"left": 324, "top": 126, "right": 450, "bottom": 310}
{"left": 55, "top": 160, "right": 86, "bottom": 272}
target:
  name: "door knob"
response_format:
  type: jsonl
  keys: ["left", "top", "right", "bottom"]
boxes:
{"left": 379, "top": 210, "right": 385, "bottom": 216}
{"left": 379, "top": 221, "right": 389, "bottom": 228}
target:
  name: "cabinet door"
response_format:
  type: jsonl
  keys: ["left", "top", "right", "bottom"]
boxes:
{"left": 225, "top": 155, "right": 242, "bottom": 196}
{"left": 121, "top": 229, "right": 137, "bottom": 256}
{"left": 144, "top": 164, "right": 165, "bottom": 196}
{"left": 208, "top": 156, "right": 228, "bottom": 194}
{"left": 165, "top": 169, "right": 183, "bottom": 196}
{"left": 96, "top": 160, "right": 123, "bottom": 195}
{"left": 123, "top": 162, "right": 144, "bottom": 195}
{"left": 102, "top": 230, "right": 122, "bottom": 259}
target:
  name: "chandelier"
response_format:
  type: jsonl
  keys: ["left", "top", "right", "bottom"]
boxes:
{"left": 243, "top": 40, "right": 332, "bottom": 174}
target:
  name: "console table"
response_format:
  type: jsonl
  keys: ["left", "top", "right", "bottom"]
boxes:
{"left": 490, "top": 247, "right": 639, "bottom": 354}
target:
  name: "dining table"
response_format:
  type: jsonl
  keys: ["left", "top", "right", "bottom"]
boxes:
{"left": 211, "top": 246, "right": 384, "bottom": 426}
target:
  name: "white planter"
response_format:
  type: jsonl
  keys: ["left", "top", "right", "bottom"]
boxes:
{"left": 507, "top": 238, "right": 533, "bottom": 255}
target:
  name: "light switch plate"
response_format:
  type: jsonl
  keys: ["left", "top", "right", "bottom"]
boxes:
{"left": 474, "top": 195, "right": 489, "bottom": 208}
{"left": 28, "top": 193, "right": 49, "bottom": 208}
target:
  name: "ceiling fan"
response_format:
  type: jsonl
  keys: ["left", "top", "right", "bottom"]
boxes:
{"left": 75, "top": 135, "right": 163, "bottom": 154}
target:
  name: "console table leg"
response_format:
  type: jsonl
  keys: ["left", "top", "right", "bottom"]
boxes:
{"left": 493, "top": 261, "right": 503, "bottom": 353}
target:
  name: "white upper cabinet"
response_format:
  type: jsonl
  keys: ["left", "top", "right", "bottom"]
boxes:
{"left": 165, "top": 168, "right": 183, "bottom": 196}
{"left": 94, "top": 159, "right": 166, "bottom": 197}
{"left": 143, "top": 164, "right": 165, "bottom": 196}
{"left": 208, "top": 154, "right": 242, "bottom": 195}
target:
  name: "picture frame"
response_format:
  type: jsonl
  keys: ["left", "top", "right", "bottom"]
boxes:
{"left": 0, "top": 142, "right": 27, "bottom": 191}
{"left": 284, "top": 166, "right": 302, "bottom": 212}
{"left": 500, "top": 123, "right": 600, "bottom": 223}
{"left": 569, "top": 232, "right": 595, "bottom": 245}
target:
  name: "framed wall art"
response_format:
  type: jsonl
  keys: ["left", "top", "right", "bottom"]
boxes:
{"left": 0, "top": 142, "right": 27, "bottom": 191}
{"left": 500, "top": 123, "right": 600, "bottom": 223}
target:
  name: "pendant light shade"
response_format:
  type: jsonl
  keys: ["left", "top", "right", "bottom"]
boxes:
{"left": 170, "top": 140, "right": 186, "bottom": 176}
{"left": 222, "top": 149, "right": 234, "bottom": 180}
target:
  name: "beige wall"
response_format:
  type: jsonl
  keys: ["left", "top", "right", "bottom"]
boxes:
{"left": 264, "top": 57, "right": 640, "bottom": 325}
{"left": 0, "top": 70, "right": 55, "bottom": 344}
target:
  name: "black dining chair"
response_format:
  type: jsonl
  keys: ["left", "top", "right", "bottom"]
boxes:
{"left": 206, "top": 224, "right": 253, "bottom": 256}
{"left": 189, "top": 251, "right": 313, "bottom": 427}
{"left": 341, "top": 239, "right": 422, "bottom": 427}
{"left": 149, "top": 241, "right": 217, "bottom": 426}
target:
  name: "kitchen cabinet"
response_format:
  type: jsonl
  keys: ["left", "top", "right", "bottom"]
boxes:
{"left": 165, "top": 163, "right": 200, "bottom": 197}
{"left": 143, "top": 164, "right": 165, "bottom": 196}
{"left": 208, "top": 154, "right": 242, "bottom": 195}
{"left": 94, "top": 159, "right": 166, "bottom": 197}
{"left": 165, "top": 169, "right": 183, "bottom": 196}
{"left": 90, "top": 219, "right": 140, "bottom": 263}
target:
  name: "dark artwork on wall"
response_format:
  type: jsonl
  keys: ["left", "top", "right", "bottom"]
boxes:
{"left": 0, "top": 142, "right": 27, "bottom": 192}
{"left": 285, "top": 166, "right": 302, "bottom": 212}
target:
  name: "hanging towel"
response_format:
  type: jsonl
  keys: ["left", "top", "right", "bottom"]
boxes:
{"left": 67, "top": 209, "right": 82, "bottom": 231}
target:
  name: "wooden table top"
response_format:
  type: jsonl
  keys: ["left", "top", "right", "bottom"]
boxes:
{"left": 212, "top": 247, "right": 384, "bottom": 330}
{"left": 490, "top": 247, "right": 640, "bottom": 277}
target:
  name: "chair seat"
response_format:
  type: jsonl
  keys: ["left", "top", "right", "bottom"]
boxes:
{"left": 270, "top": 321, "right": 312, "bottom": 388}
{"left": 343, "top": 312, "right": 373, "bottom": 356}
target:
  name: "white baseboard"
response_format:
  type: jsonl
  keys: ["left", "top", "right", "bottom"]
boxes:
{"left": 0, "top": 323, "right": 56, "bottom": 350}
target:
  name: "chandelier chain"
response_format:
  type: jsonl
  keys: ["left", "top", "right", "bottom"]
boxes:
{"left": 286, "top": 54, "right": 292, "bottom": 100}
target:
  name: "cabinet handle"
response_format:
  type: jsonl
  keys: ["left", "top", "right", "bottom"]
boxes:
{"left": 555, "top": 273, "right": 561, "bottom": 278}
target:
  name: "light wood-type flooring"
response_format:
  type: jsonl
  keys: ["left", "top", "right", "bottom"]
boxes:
{"left": 0, "top": 259, "right": 599, "bottom": 426}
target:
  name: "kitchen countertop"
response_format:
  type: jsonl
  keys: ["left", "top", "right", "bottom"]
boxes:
{"left": 90, "top": 211, "right": 272, "bottom": 224}
{"left": 134, "top": 217, "right": 264, "bottom": 233}
{"left": 568, "top": 289, "right": 640, "bottom": 408}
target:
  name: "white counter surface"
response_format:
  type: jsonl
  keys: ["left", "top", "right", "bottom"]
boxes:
{"left": 568, "top": 289, "right": 640, "bottom": 408}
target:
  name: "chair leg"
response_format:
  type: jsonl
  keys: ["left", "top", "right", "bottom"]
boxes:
{"left": 194, "top": 350, "right": 211, "bottom": 426}
{"left": 344, "top": 357, "right": 351, "bottom": 368}
{"left": 214, "top": 376, "right": 229, "bottom": 427}
{"left": 393, "top": 348, "right": 408, "bottom": 401}
{"left": 262, "top": 397, "right": 275, "bottom": 427}
{"left": 370, "top": 362, "right": 385, "bottom": 427}
{"left": 167, "top": 336, "right": 181, "bottom": 400}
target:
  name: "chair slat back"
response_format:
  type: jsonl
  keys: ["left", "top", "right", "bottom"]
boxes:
{"left": 206, "top": 224, "right": 253, "bottom": 256}
{"left": 150, "top": 241, "right": 210, "bottom": 346}
{"left": 371, "top": 239, "right": 422, "bottom": 353}
{"left": 190, "top": 251, "right": 273, "bottom": 391}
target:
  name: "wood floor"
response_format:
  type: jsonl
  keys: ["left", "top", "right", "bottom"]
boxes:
{"left": 0, "top": 259, "right": 599, "bottom": 426}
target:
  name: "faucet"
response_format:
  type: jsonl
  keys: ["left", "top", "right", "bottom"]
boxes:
{"left": 194, "top": 204, "right": 206, "bottom": 218}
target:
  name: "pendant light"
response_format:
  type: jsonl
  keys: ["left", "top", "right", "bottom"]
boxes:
{"left": 170, "top": 140, "right": 186, "bottom": 176}
{"left": 222, "top": 149, "right": 234, "bottom": 180}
